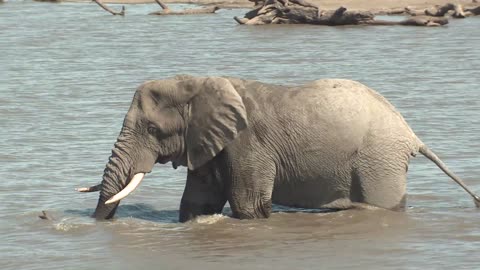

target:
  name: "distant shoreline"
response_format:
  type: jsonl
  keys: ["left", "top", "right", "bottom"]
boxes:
{"left": 65, "top": 0, "right": 253, "bottom": 8}
{"left": 65, "top": 0, "right": 478, "bottom": 10}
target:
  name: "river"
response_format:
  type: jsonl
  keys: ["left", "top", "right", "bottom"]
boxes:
{"left": 1, "top": 2, "right": 480, "bottom": 269}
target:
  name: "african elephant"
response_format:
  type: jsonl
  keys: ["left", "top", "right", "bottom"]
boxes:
{"left": 78, "top": 75, "right": 480, "bottom": 221}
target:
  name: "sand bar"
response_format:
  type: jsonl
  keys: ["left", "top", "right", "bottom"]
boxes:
{"left": 81, "top": 0, "right": 478, "bottom": 10}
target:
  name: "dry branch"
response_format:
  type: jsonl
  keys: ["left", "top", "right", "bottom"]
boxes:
{"left": 375, "top": 8, "right": 406, "bottom": 15}
{"left": 404, "top": 6, "right": 424, "bottom": 16}
{"left": 236, "top": 0, "right": 480, "bottom": 26}
{"left": 372, "top": 16, "right": 449, "bottom": 26}
{"left": 424, "top": 3, "right": 466, "bottom": 18}
{"left": 388, "top": 3, "right": 480, "bottom": 18}
{"left": 453, "top": 4, "right": 467, "bottom": 17}
{"left": 466, "top": 5, "right": 480, "bottom": 15}
{"left": 150, "top": 0, "right": 219, "bottom": 15}
{"left": 235, "top": 1, "right": 374, "bottom": 25}
{"left": 150, "top": 7, "right": 219, "bottom": 15}
{"left": 234, "top": 1, "right": 453, "bottom": 26}
{"left": 155, "top": 0, "right": 170, "bottom": 11}
{"left": 92, "top": 0, "right": 125, "bottom": 16}
{"left": 425, "top": 3, "right": 455, "bottom": 16}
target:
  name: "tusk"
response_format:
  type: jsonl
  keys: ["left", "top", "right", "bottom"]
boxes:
{"left": 76, "top": 184, "right": 102, "bottom": 192}
{"left": 105, "top": 173, "right": 145, "bottom": 204}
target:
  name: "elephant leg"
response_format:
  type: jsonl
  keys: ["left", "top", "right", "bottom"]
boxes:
{"left": 353, "top": 152, "right": 409, "bottom": 210}
{"left": 227, "top": 162, "right": 276, "bottom": 219}
{"left": 360, "top": 172, "right": 407, "bottom": 210}
{"left": 179, "top": 167, "right": 227, "bottom": 222}
{"left": 230, "top": 189, "right": 273, "bottom": 219}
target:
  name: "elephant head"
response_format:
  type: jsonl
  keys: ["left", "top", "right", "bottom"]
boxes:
{"left": 85, "top": 76, "right": 247, "bottom": 219}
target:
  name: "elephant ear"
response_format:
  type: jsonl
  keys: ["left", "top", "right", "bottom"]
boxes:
{"left": 184, "top": 77, "right": 247, "bottom": 170}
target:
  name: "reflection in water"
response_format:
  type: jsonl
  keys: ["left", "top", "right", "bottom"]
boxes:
{"left": 1, "top": 2, "right": 480, "bottom": 270}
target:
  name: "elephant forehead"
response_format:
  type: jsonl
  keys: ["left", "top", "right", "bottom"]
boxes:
{"left": 136, "top": 79, "right": 199, "bottom": 106}
{"left": 131, "top": 87, "right": 180, "bottom": 119}
{"left": 136, "top": 86, "right": 172, "bottom": 108}
{"left": 124, "top": 99, "right": 179, "bottom": 130}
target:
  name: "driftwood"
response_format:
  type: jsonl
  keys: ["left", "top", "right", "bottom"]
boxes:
{"left": 235, "top": 1, "right": 450, "bottom": 26}
{"left": 150, "top": 0, "right": 219, "bottom": 15}
{"left": 91, "top": 0, "right": 218, "bottom": 16}
{"left": 404, "top": 6, "right": 425, "bottom": 16}
{"left": 465, "top": 5, "right": 480, "bottom": 15}
{"left": 92, "top": 0, "right": 125, "bottom": 16}
{"left": 235, "top": 1, "right": 374, "bottom": 25}
{"left": 424, "top": 3, "right": 466, "bottom": 18}
{"left": 372, "top": 16, "right": 449, "bottom": 26}
{"left": 376, "top": 8, "right": 406, "bottom": 15}
{"left": 155, "top": 0, "right": 171, "bottom": 11}
{"left": 389, "top": 3, "right": 480, "bottom": 18}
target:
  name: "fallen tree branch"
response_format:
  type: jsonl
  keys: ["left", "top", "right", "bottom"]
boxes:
{"left": 404, "top": 6, "right": 424, "bottom": 16}
{"left": 288, "top": 0, "right": 318, "bottom": 9}
{"left": 425, "top": 3, "right": 456, "bottom": 16}
{"left": 235, "top": 1, "right": 374, "bottom": 25}
{"left": 92, "top": 0, "right": 125, "bottom": 16}
{"left": 424, "top": 3, "right": 466, "bottom": 18}
{"left": 155, "top": 0, "right": 171, "bottom": 11}
{"left": 150, "top": 0, "right": 219, "bottom": 15}
{"left": 372, "top": 16, "right": 449, "bottom": 26}
{"left": 150, "top": 6, "right": 219, "bottom": 15}
{"left": 452, "top": 4, "right": 467, "bottom": 17}
{"left": 234, "top": 1, "right": 451, "bottom": 26}
{"left": 388, "top": 3, "right": 480, "bottom": 18}
{"left": 466, "top": 5, "right": 480, "bottom": 15}
{"left": 375, "top": 8, "right": 405, "bottom": 15}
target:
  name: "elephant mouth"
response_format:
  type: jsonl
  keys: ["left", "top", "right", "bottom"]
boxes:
{"left": 157, "top": 152, "right": 184, "bottom": 170}
{"left": 157, "top": 156, "right": 171, "bottom": 164}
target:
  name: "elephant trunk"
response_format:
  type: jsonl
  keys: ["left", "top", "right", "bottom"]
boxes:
{"left": 93, "top": 133, "right": 135, "bottom": 220}
{"left": 93, "top": 127, "right": 158, "bottom": 220}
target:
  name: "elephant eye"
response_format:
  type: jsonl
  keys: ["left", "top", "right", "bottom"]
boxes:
{"left": 147, "top": 126, "right": 157, "bottom": 135}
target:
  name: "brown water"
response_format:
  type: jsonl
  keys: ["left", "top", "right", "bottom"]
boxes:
{"left": 1, "top": 2, "right": 480, "bottom": 269}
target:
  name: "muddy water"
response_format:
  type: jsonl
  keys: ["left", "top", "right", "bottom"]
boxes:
{"left": 1, "top": 2, "right": 480, "bottom": 269}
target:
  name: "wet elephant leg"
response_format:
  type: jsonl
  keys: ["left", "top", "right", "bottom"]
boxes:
{"left": 227, "top": 162, "right": 276, "bottom": 219}
{"left": 229, "top": 189, "right": 273, "bottom": 219}
{"left": 179, "top": 166, "right": 227, "bottom": 222}
{"left": 353, "top": 148, "right": 409, "bottom": 210}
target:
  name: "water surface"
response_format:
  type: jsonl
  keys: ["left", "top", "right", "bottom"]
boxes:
{"left": 1, "top": 2, "right": 480, "bottom": 269}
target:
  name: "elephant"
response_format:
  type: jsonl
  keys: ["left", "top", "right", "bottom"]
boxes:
{"left": 78, "top": 75, "right": 480, "bottom": 221}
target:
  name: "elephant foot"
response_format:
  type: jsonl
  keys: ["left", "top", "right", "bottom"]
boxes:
{"left": 179, "top": 200, "right": 225, "bottom": 222}
{"left": 231, "top": 197, "right": 272, "bottom": 219}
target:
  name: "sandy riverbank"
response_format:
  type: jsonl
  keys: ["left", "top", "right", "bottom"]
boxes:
{"left": 86, "top": 0, "right": 478, "bottom": 10}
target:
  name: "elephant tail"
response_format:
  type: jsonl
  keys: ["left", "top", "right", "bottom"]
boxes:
{"left": 418, "top": 144, "right": 480, "bottom": 207}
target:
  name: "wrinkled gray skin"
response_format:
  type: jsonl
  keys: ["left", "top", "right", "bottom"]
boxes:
{"left": 92, "top": 75, "right": 479, "bottom": 221}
